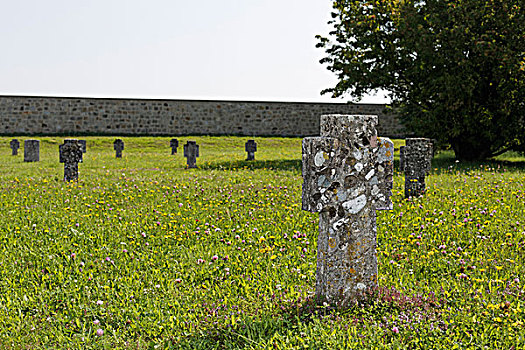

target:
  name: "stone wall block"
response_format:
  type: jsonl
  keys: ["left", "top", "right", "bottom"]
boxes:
{"left": 0, "top": 96, "right": 407, "bottom": 137}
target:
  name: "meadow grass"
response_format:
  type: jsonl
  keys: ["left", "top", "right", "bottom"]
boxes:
{"left": 0, "top": 136, "right": 524, "bottom": 349}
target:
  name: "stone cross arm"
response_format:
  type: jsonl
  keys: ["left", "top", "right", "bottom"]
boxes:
{"left": 114, "top": 140, "right": 124, "bottom": 150}
{"left": 404, "top": 138, "right": 433, "bottom": 176}
{"left": 302, "top": 134, "right": 394, "bottom": 217}
{"left": 184, "top": 142, "right": 199, "bottom": 157}
{"left": 79, "top": 140, "right": 87, "bottom": 153}
{"left": 60, "top": 140, "right": 83, "bottom": 163}
{"left": 245, "top": 140, "right": 257, "bottom": 152}
{"left": 10, "top": 139, "right": 20, "bottom": 155}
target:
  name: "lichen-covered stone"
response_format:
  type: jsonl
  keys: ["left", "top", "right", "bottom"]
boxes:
{"left": 302, "top": 114, "right": 393, "bottom": 307}
{"left": 245, "top": 140, "right": 257, "bottom": 161}
{"left": 10, "top": 139, "right": 19, "bottom": 155}
{"left": 59, "top": 139, "right": 83, "bottom": 181}
{"left": 114, "top": 139, "right": 124, "bottom": 158}
{"left": 403, "top": 138, "right": 433, "bottom": 198}
{"left": 24, "top": 140, "right": 39, "bottom": 162}
{"left": 183, "top": 141, "right": 199, "bottom": 168}
{"left": 79, "top": 140, "right": 87, "bottom": 154}
{"left": 170, "top": 139, "right": 179, "bottom": 155}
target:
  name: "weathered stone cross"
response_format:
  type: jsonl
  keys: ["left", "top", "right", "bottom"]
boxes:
{"left": 302, "top": 114, "right": 394, "bottom": 306}
{"left": 24, "top": 140, "right": 40, "bottom": 162}
{"left": 183, "top": 141, "right": 199, "bottom": 168}
{"left": 10, "top": 139, "right": 19, "bottom": 156}
{"left": 59, "top": 139, "right": 83, "bottom": 182}
{"left": 114, "top": 139, "right": 124, "bottom": 158}
{"left": 170, "top": 139, "right": 179, "bottom": 155}
{"left": 245, "top": 140, "right": 257, "bottom": 161}
{"left": 401, "top": 138, "right": 433, "bottom": 198}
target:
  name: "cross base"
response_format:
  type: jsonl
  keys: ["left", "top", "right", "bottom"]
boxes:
{"left": 405, "top": 176, "right": 426, "bottom": 197}
{"left": 316, "top": 210, "right": 378, "bottom": 306}
{"left": 64, "top": 163, "right": 79, "bottom": 182}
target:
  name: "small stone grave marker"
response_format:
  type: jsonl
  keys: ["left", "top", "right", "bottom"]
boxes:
{"left": 403, "top": 138, "right": 433, "bottom": 198}
{"left": 59, "top": 139, "right": 83, "bottom": 181}
{"left": 10, "top": 139, "right": 20, "bottom": 155}
{"left": 24, "top": 140, "right": 40, "bottom": 162}
{"left": 183, "top": 141, "right": 199, "bottom": 168}
{"left": 170, "top": 139, "right": 179, "bottom": 155}
{"left": 302, "top": 114, "right": 394, "bottom": 306}
{"left": 245, "top": 140, "right": 257, "bottom": 160}
{"left": 114, "top": 139, "right": 124, "bottom": 158}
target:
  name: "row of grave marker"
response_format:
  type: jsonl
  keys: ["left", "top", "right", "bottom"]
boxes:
{"left": 10, "top": 138, "right": 258, "bottom": 163}
{"left": 9, "top": 137, "right": 431, "bottom": 198}
{"left": 10, "top": 139, "right": 123, "bottom": 162}
{"left": 9, "top": 138, "right": 259, "bottom": 179}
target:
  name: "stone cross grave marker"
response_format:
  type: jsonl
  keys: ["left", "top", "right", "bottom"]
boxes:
{"left": 245, "top": 140, "right": 257, "bottom": 161}
{"left": 170, "top": 139, "right": 179, "bottom": 155}
{"left": 183, "top": 141, "right": 199, "bottom": 168}
{"left": 114, "top": 139, "right": 124, "bottom": 158}
{"left": 403, "top": 138, "right": 433, "bottom": 198}
{"left": 59, "top": 139, "right": 83, "bottom": 181}
{"left": 10, "top": 139, "right": 20, "bottom": 156}
{"left": 302, "top": 114, "right": 394, "bottom": 306}
{"left": 24, "top": 140, "right": 40, "bottom": 162}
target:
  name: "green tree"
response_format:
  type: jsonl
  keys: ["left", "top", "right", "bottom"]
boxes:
{"left": 317, "top": 0, "right": 524, "bottom": 160}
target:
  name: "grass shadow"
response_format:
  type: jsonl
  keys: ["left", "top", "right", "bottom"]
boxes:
{"left": 199, "top": 151, "right": 525, "bottom": 174}
{"left": 174, "top": 298, "right": 320, "bottom": 349}
{"left": 200, "top": 159, "right": 302, "bottom": 171}
{"left": 430, "top": 151, "right": 525, "bottom": 173}
{"left": 175, "top": 287, "right": 446, "bottom": 349}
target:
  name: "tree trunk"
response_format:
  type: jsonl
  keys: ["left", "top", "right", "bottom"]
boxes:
{"left": 450, "top": 136, "right": 493, "bottom": 161}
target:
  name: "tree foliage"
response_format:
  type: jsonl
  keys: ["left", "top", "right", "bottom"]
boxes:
{"left": 317, "top": 0, "right": 524, "bottom": 160}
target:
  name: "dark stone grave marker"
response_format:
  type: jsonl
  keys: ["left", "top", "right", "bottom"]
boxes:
{"left": 183, "top": 141, "right": 199, "bottom": 168}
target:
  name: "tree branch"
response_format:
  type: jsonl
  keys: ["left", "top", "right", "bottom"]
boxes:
{"left": 491, "top": 146, "right": 514, "bottom": 158}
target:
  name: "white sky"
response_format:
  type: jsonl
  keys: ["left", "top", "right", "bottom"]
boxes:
{"left": 0, "top": 0, "right": 389, "bottom": 103}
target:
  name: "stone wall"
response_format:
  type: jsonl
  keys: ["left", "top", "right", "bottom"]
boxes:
{"left": 0, "top": 95, "right": 406, "bottom": 137}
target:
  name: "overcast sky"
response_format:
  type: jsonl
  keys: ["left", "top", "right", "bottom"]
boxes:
{"left": 0, "top": 0, "right": 388, "bottom": 103}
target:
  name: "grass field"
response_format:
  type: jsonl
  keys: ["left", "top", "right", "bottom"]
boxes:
{"left": 0, "top": 136, "right": 524, "bottom": 349}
